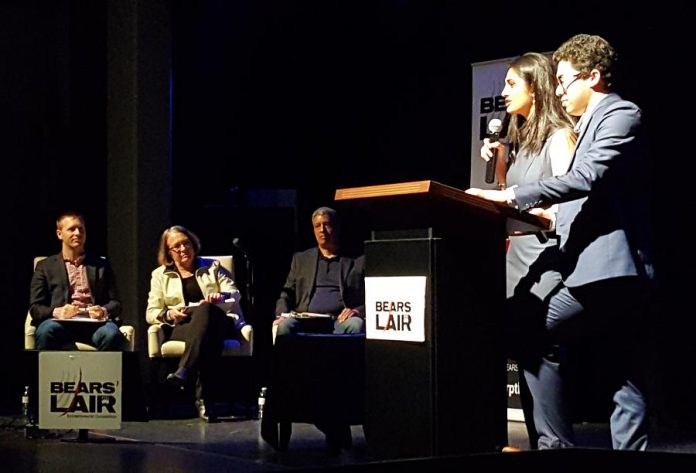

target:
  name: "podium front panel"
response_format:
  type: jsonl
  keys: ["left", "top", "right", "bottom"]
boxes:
{"left": 363, "top": 226, "right": 506, "bottom": 459}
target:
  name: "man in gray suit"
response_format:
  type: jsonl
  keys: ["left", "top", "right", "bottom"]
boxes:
{"left": 273, "top": 206, "right": 365, "bottom": 336}
{"left": 467, "top": 34, "right": 654, "bottom": 450}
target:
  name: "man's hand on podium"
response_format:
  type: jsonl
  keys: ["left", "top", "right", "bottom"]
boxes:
{"left": 465, "top": 187, "right": 513, "bottom": 203}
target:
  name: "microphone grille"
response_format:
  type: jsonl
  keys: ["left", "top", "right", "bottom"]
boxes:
{"left": 488, "top": 118, "right": 503, "bottom": 134}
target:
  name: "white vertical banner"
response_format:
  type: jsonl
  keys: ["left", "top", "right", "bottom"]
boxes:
{"left": 470, "top": 56, "right": 514, "bottom": 188}
{"left": 507, "top": 360, "right": 525, "bottom": 422}
{"left": 39, "top": 351, "right": 122, "bottom": 430}
{"left": 365, "top": 276, "right": 427, "bottom": 342}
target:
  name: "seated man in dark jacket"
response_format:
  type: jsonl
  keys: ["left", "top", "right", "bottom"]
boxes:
{"left": 29, "top": 211, "right": 128, "bottom": 351}
{"left": 273, "top": 206, "right": 365, "bottom": 336}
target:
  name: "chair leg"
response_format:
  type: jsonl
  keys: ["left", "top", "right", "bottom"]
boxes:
{"left": 279, "top": 421, "right": 292, "bottom": 451}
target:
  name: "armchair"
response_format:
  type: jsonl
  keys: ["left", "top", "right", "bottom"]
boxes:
{"left": 24, "top": 257, "right": 135, "bottom": 351}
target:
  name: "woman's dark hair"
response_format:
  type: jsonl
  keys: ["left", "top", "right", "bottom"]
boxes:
{"left": 506, "top": 52, "right": 575, "bottom": 157}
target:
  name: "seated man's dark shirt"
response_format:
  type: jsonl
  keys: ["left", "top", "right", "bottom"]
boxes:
{"left": 307, "top": 255, "right": 344, "bottom": 316}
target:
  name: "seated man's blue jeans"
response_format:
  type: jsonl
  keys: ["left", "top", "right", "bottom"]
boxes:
{"left": 276, "top": 316, "right": 365, "bottom": 337}
{"left": 35, "top": 319, "right": 128, "bottom": 351}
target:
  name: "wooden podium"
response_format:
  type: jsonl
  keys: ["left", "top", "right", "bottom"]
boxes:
{"left": 335, "top": 180, "right": 547, "bottom": 459}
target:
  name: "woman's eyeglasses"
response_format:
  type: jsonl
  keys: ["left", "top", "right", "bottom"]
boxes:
{"left": 169, "top": 240, "right": 192, "bottom": 252}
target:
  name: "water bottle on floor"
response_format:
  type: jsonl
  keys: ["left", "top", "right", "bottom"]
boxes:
{"left": 257, "top": 387, "right": 267, "bottom": 420}
{"left": 21, "top": 385, "right": 38, "bottom": 439}
{"left": 21, "top": 386, "right": 29, "bottom": 424}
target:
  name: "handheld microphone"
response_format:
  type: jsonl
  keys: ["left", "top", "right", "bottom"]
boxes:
{"left": 484, "top": 118, "right": 503, "bottom": 184}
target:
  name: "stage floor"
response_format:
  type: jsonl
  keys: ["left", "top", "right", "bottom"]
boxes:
{"left": 3, "top": 414, "right": 696, "bottom": 472}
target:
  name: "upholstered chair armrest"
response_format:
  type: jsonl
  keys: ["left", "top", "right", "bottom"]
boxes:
{"left": 240, "top": 324, "right": 253, "bottom": 357}
{"left": 148, "top": 324, "right": 167, "bottom": 358}
{"left": 25, "top": 313, "right": 36, "bottom": 350}
{"left": 119, "top": 325, "right": 135, "bottom": 352}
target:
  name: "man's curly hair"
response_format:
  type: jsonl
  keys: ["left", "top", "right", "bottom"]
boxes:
{"left": 552, "top": 34, "right": 618, "bottom": 90}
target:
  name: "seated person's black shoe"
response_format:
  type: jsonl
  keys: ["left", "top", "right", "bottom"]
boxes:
{"left": 194, "top": 398, "right": 212, "bottom": 422}
{"left": 322, "top": 423, "right": 352, "bottom": 454}
{"left": 326, "top": 441, "right": 341, "bottom": 456}
{"left": 337, "top": 424, "right": 352, "bottom": 449}
{"left": 166, "top": 368, "right": 189, "bottom": 390}
{"left": 343, "top": 428, "right": 352, "bottom": 449}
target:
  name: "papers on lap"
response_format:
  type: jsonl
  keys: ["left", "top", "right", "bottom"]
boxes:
{"left": 188, "top": 298, "right": 236, "bottom": 313}
{"left": 57, "top": 315, "right": 106, "bottom": 324}
{"left": 280, "top": 311, "right": 333, "bottom": 319}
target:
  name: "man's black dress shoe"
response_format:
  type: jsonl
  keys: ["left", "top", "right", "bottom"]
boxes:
{"left": 322, "top": 423, "right": 352, "bottom": 455}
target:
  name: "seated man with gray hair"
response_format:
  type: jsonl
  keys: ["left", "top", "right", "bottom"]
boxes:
{"left": 273, "top": 206, "right": 365, "bottom": 337}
